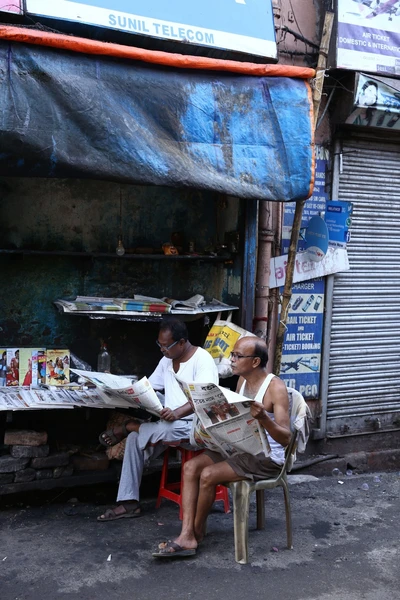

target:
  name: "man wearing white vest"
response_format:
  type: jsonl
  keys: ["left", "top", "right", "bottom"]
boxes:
{"left": 153, "top": 336, "right": 291, "bottom": 558}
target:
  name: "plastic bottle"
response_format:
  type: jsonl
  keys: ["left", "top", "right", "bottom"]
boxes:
{"left": 97, "top": 343, "right": 111, "bottom": 372}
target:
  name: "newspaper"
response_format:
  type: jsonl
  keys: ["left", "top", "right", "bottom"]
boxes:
{"left": 70, "top": 370, "right": 163, "bottom": 416}
{"left": 162, "top": 294, "right": 205, "bottom": 311}
{"left": 178, "top": 380, "right": 271, "bottom": 459}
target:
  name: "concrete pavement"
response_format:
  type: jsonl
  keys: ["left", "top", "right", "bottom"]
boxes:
{"left": 0, "top": 471, "right": 399, "bottom": 600}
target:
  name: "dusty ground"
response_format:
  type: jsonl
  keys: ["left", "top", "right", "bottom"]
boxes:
{"left": 0, "top": 471, "right": 399, "bottom": 600}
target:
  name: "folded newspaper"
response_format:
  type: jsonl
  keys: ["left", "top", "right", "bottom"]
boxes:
{"left": 178, "top": 380, "right": 271, "bottom": 459}
{"left": 162, "top": 294, "right": 205, "bottom": 310}
{"left": 70, "top": 369, "right": 164, "bottom": 416}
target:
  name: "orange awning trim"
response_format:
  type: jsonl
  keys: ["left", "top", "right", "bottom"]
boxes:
{"left": 0, "top": 26, "right": 315, "bottom": 79}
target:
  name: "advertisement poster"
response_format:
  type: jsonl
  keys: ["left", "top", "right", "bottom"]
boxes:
{"left": 325, "top": 200, "right": 353, "bottom": 248}
{"left": 26, "top": 0, "right": 277, "bottom": 58}
{"left": 337, "top": 0, "right": 400, "bottom": 75}
{"left": 345, "top": 73, "right": 400, "bottom": 130}
{"left": 279, "top": 279, "right": 324, "bottom": 400}
{"left": 279, "top": 145, "right": 329, "bottom": 399}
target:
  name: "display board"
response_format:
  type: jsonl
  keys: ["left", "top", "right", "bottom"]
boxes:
{"left": 26, "top": 0, "right": 277, "bottom": 58}
{"left": 337, "top": 0, "right": 400, "bottom": 75}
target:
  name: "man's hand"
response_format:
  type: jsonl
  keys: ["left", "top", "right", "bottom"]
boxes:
{"left": 250, "top": 401, "right": 268, "bottom": 421}
{"left": 160, "top": 407, "right": 178, "bottom": 422}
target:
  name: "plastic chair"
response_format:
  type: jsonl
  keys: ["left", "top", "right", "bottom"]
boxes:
{"left": 156, "top": 445, "right": 230, "bottom": 519}
{"left": 228, "top": 388, "right": 311, "bottom": 564}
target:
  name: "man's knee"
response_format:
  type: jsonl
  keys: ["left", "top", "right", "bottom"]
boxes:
{"left": 183, "top": 457, "right": 204, "bottom": 480}
{"left": 199, "top": 465, "right": 218, "bottom": 487}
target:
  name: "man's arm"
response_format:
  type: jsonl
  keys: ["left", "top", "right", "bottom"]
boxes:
{"left": 148, "top": 358, "right": 166, "bottom": 391}
{"left": 250, "top": 378, "right": 291, "bottom": 447}
{"left": 161, "top": 349, "right": 218, "bottom": 422}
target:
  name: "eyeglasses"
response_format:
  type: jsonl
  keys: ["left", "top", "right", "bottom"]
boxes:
{"left": 156, "top": 339, "right": 180, "bottom": 351}
{"left": 230, "top": 352, "right": 257, "bottom": 360}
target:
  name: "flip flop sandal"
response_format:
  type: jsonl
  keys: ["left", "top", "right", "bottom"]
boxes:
{"left": 98, "top": 422, "right": 130, "bottom": 447}
{"left": 97, "top": 504, "right": 141, "bottom": 522}
{"left": 152, "top": 540, "right": 197, "bottom": 558}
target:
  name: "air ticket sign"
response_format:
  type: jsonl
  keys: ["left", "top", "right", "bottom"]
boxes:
{"left": 26, "top": 0, "right": 277, "bottom": 58}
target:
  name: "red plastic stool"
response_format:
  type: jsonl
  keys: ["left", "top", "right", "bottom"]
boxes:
{"left": 156, "top": 446, "right": 230, "bottom": 519}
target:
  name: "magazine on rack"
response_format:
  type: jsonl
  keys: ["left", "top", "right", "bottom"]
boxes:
{"left": 70, "top": 369, "right": 164, "bottom": 416}
{"left": 177, "top": 380, "right": 271, "bottom": 459}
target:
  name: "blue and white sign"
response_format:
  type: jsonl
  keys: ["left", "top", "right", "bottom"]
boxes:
{"left": 325, "top": 200, "right": 353, "bottom": 248}
{"left": 279, "top": 279, "right": 324, "bottom": 400}
{"left": 26, "top": 0, "right": 277, "bottom": 58}
{"left": 305, "top": 215, "right": 329, "bottom": 262}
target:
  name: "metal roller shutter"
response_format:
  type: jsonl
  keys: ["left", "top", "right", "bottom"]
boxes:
{"left": 327, "top": 136, "right": 400, "bottom": 436}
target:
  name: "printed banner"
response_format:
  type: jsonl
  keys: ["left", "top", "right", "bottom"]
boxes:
{"left": 279, "top": 279, "right": 324, "bottom": 400}
{"left": 337, "top": 0, "right": 400, "bottom": 74}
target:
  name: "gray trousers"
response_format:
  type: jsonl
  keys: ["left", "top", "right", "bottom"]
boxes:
{"left": 117, "top": 419, "right": 192, "bottom": 503}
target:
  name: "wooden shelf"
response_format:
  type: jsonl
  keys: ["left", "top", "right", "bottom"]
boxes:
{"left": 0, "top": 248, "right": 232, "bottom": 262}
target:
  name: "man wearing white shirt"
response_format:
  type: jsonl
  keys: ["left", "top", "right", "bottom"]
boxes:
{"left": 97, "top": 317, "right": 218, "bottom": 521}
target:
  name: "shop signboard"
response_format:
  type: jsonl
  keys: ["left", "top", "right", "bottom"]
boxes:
{"left": 279, "top": 279, "right": 324, "bottom": 400}
{"left": 325, "top": 200, "right": 353, "bottom": 248}
{"left": 336, "top": 0, "right": 400, "bottom": 75}
{"left": 25, "top": 0, "right": 277, "bottom": 58}
{"left": 0, "top": 1, "right": 22, "bottom": 12}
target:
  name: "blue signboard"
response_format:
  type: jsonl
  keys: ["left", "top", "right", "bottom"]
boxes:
{"left": 279, "top": 279, "right": 324, "bottom": 400}
{"left": 282, "top": 145, "right": 330, "bottom": 255}
{"left": 26, "top": 0, "right": 277, "bottom": 58}
{"left": 325, "top": 200, "right": 353, "bottom": 248}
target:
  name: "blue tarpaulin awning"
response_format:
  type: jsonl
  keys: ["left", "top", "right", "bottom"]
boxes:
{"left": 0, "top": 40, "right": 314, "bottom": 201}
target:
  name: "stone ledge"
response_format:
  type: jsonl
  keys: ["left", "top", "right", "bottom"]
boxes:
{"left": 0, "top": 468, "right": 119, "bottom": 496}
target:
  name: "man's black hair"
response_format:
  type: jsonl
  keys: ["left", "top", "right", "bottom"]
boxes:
{"left": 253, "top": 339, "right": 268, "bottom": 368}
{"left": 159, "top": 317, "right": 188, "bottom": 342}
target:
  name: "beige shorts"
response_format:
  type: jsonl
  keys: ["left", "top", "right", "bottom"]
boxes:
{"left": 205, "top": 450, "right": 282, "bottom": 482}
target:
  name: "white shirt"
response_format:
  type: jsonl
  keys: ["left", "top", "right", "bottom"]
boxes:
{"left": 149, "top": 347, "right": 219, "bottom": 414}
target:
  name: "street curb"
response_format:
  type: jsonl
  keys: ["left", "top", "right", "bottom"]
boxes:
{"left": 294, "top": 448, "right": 400, "bottom": 477}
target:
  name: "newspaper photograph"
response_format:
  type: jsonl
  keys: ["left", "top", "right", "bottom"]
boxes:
{"left": 178, "top": 381, "right": 271, "bottom": 458}
{"left": 71, "top": 370, "right": 163, "bottom": 416}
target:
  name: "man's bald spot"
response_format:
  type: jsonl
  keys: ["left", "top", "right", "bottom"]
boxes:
{"left": 237, "top": 337, "right": 268, "bottom": 367}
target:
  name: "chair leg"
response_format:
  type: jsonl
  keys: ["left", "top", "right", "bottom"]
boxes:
{"left": 230, "top": 480, "right": 251, "bottom": 564}
{"left": 281, "top": 479, "right": 293, "bottom": 549}
{"left": 256, "top": 489, "right": 265, "bottom": 530}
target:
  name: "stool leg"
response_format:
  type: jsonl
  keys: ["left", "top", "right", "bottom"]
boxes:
{"left": 256, "top": 489, "right": 265, "bottom": 530}
{"left": 156, "top": 448, "right": 170, "bottom": 508}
